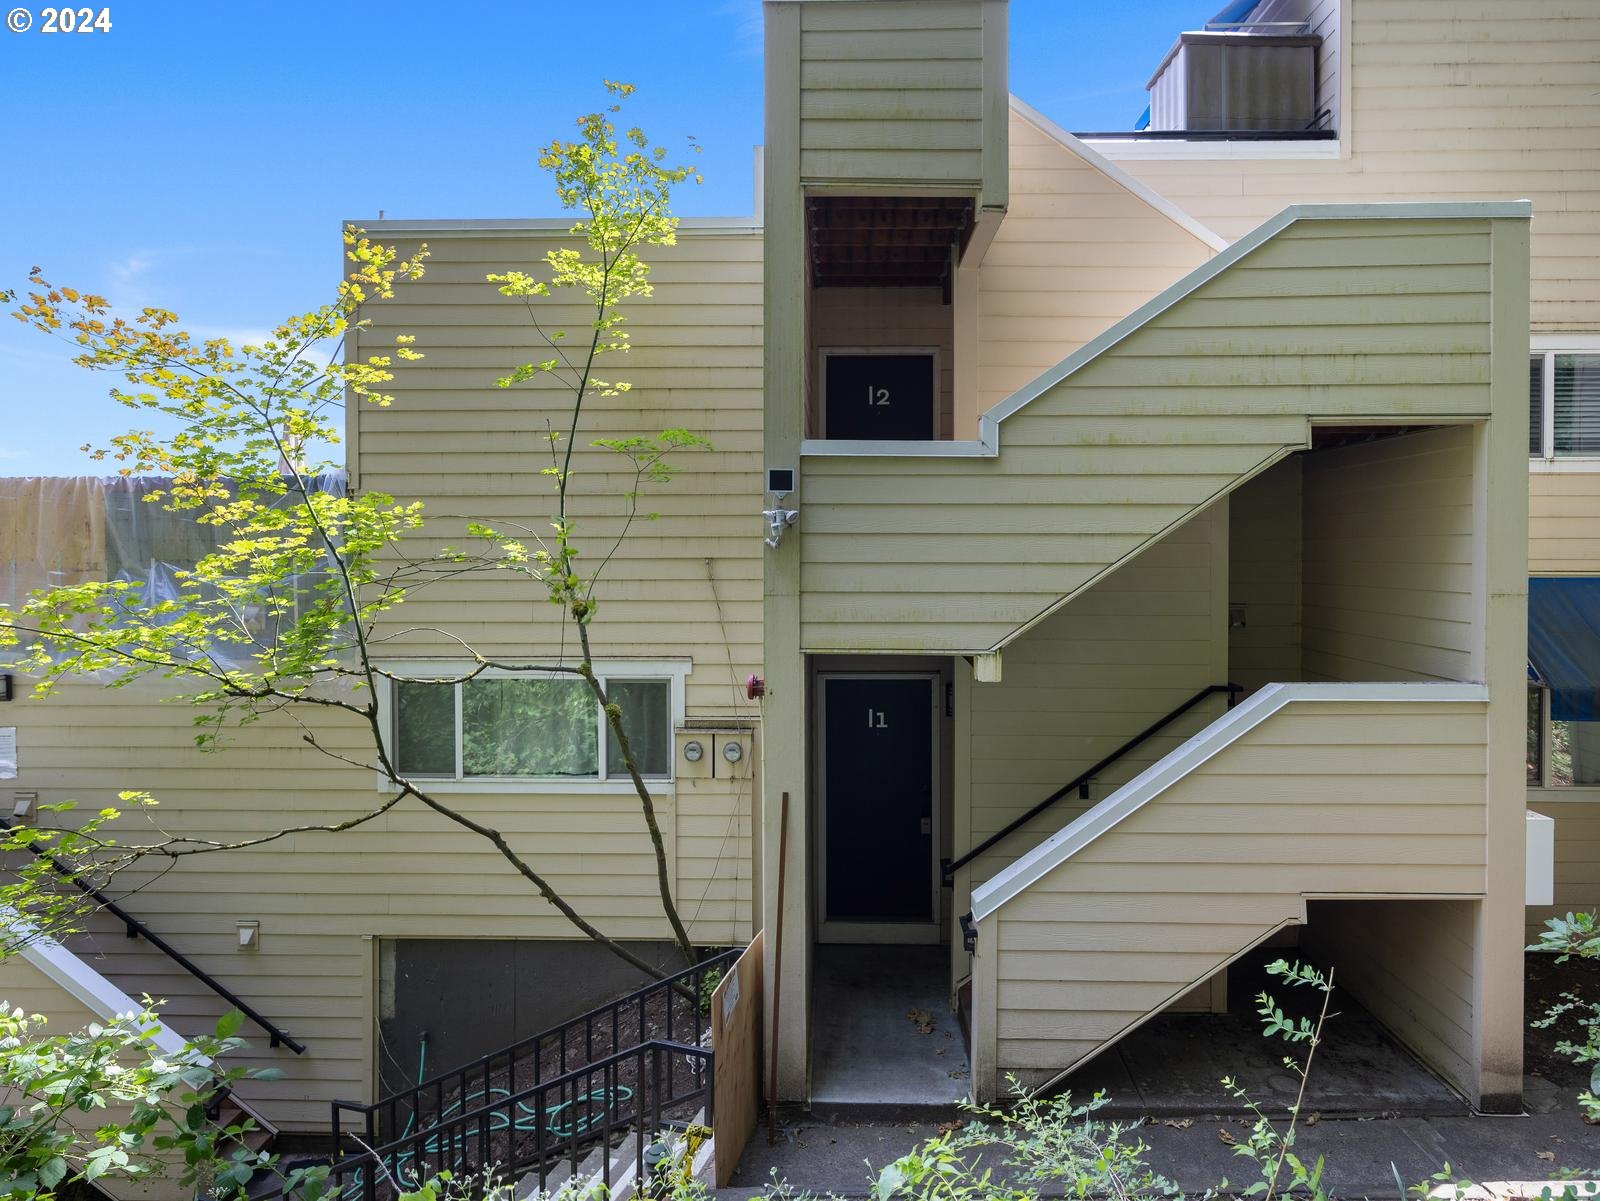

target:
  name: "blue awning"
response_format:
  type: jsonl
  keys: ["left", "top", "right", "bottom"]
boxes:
{"left": 1528, "top": 577, "right": 1599, "bottom": 722}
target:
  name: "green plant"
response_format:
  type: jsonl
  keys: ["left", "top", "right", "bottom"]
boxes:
{"left": 0, "top": 1003, "right": 304, "bottom": 1201}
{"left": 0, "top": 83, "right": 709, "bottom": 981}
{"left": 1219, "top": 959, "right": 1337, "bottom": 1201}
{"left": 868, "top": 1084, "right": 1187, "bottom": 1201}
{"left": 697, "top": 966, "right": 723, "bottom": 1017}
{"left": 1528, "top": 911, "right": 1600, "bottom": 1121}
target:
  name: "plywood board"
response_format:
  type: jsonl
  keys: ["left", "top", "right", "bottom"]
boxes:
{"left": 711, "top": 931, "right": 763, "bottom": 1187}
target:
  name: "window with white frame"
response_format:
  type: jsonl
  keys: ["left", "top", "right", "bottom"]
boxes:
{"left": 1527, "top": 684, "right": 1599, "bottom": 788}
{"left": 390, "top": 668, "right": 677, "bottom": 783}
{"left": 1529, "top": 348, "right": 1600, "bottom": 460}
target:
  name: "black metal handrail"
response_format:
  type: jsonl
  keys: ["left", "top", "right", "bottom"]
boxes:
{"left": 332, "top": 948, "right": 735, "bottom": 1149}
{"left": 1, "top": 817, "right": 306, "bottom": 1054}
{"left": 323, "top": 1040, "right": 712, "bottom": 1201}
{"left": 942, "top": 683, "right": 1242, "bottom": 883}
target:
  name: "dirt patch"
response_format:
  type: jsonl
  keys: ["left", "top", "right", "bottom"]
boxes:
{"left": 1524, "top": 950, "right": 1598, "bottom": 1093}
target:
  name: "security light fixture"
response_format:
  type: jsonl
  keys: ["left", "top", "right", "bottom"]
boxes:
{"left": 762, "top": 504, "right": 799, "bottom": 549}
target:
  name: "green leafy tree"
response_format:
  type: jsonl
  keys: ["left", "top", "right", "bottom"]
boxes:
{"left": 0, "top": 1003, "right": 314, "bottom": 1201}
{"left": 0, "top": 84, "right": 704, "bottom": 975}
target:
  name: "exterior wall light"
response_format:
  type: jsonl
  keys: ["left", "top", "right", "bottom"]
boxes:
{"left": 762, "top": 504, "right": 799, "bottom": 549}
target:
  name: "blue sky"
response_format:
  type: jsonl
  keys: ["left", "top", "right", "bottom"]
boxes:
{"left": 1, "top": 0, "right": 1209, "bottom": 473}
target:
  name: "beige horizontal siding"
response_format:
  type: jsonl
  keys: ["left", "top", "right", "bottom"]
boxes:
{"left": 971, "top": 112, "right": 1217, "bottom": 417}
{"left": 353, "top": 229, "right": 764, "bottom": 721}
{"left": 802, "top": 215, "right": 1504, "bottom": 652}
{"left": 0, "top": 658, "right": 753, "bottom": 1128}
{"left": 980, "top": 695, "right": 1488, "bottom": 1092}
{"left": 956, "top": 504, "right": 1225, "bottom": 898}
{"left": 1526, "top": 791, "right": 1600, "bottom": 938}
{"left": 1112, "top": 0, "right": 1598, "bottom": 332}
{"left": 797, "top": 0, "right": 985, "bottom": 186}
{"left": 1529, "top": 470, "right": 1600, "bottom": 575}
{"left": 1229, "top": 457, "right": 1303, "bottom": 694}
{"left": 1302, "top": 426, "right": 1478, "bottom": 682}
{"left": 1304, "top": 898, "right": 1479, "bottom": 1098}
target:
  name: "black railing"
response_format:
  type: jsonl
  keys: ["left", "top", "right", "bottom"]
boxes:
{"left": 942, "top": 683, "right": 1242, "bottom": 883}
{"left": 0, "top": 817, "right": 305, "bottom": 1053}
{"left": 332, "top": 949, "right": 735, "bottom": 1152}
{"left": 324, "top": 1040, "right": 712, "bottom": 1201}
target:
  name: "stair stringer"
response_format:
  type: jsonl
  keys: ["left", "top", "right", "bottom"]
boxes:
{"left": 966, "top": 682, "right": 1491, "bottom": 1101}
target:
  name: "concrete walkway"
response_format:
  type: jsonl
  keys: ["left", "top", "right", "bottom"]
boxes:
{"left": 719, "top": 1105, "right": 1599, "bottom": 1198}
{"left": 1054, "top": 952, "right": 1466, "bottom": 1118}
{"left": 810, "top": 945, "right": 968, "bottom": 1115}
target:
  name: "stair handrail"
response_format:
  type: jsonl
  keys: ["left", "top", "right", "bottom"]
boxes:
{"left": 942, "top": 682, "right": 1242, "bottom": 883}
{"left": 332, "top": 947, "right": 737, "bottom": 1146}
{"left": 0, "top": 816, "right": 306, "bottom": 1054}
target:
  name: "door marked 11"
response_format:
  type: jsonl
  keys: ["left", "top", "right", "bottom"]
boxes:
{"left": 867, "top": 709, "right": 888, "bottom": 728}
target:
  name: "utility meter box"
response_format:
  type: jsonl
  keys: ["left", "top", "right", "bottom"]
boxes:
{"left": 674, "top": 730, "right": 714, "bottom": 780}
{"left": 715, "top": 731, "right": 754, "bottom": 780}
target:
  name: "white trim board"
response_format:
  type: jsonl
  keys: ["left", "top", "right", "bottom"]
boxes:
{"left": 1086, "top": 138, "right": 1342, "bottom": 162}
{"left": 1007, "top": 95, "right": 1230, "bottom": 252}
{"left": 8, "top": 923, "right": 189, "bottom": 1057}
{"left": 968, "top": 681, "right": 1491, "bottom": 923}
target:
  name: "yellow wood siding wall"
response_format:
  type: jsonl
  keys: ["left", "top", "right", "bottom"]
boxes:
{"left": 801, "top": 215, "right": 1502, "bottom": 653}
{"left": 1301, "top": 426, "right": 1478, "bottom": 683}
{"left": 1308, "top": 0, "right": 1341, "bottom": 128}
{"left": 1529, "top": 470, "right": 1601, "bottom": 575}
{"left": 1110, "top": 0, "right": 1598, "bottom": 332}
{"left": 1526, "top": 791, "right": 1600, "bottom": 937}
{"left": 0, "top": 679, "right": 754, "bottom": 1129}
{"left": 354, "top": 229, "right": 765, "bottom": 719}
{"left": 971, "top": 112, "right": 1217, "bottom": 416}
{"left": 797, "top": 0, "right": 985, "bottom": 187}
{"left": 1228, "top": 457, "right": 1303, "bottom": 693}
{"left": 957, "top": 505, "right": 1227, "bottom": 890}
{"left": 809, "top": 287, "right": 954, "bottom": 438}
{"left": 1305, "top": 898, "right": 1480, "bottom": 1097}
{"left": 984, "top": 697, "right": 1488, "bottom": 1091}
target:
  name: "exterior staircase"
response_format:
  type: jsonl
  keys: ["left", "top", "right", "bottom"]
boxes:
{"left": 965, "top": 681, "right": 1492, "bottom": 1099}
{"left": 326, "top": 952, "right": 733, "bottom": 1201}
{"left": 799, "top": 203, "right": 1526, "bottom": 655}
